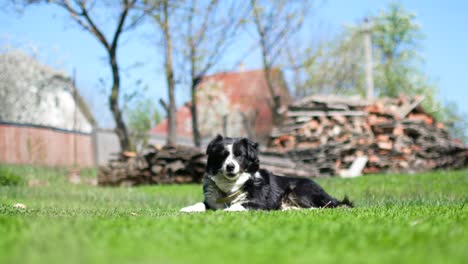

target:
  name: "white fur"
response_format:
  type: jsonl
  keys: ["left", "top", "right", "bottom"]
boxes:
{"left": 281, "top": 206, "right": 301, "bottom": 211}
{"left": 210, "top": 172, "right": 251, "bottom": 194}
{"left": 180, "top": 202, "right": 206, "bottom": 213}
{"left": 230, "top": 191, "right": 248, "bottom": 205}
{"left": 224, "top": 203, "right": 247, "bottom": 212}
{"left": 254, "top": 171, "right": 262, "bottom": 179}
{"left": 222, "top": 144, "right": 240, "bottom": 174}
{"left": 202, "top": 175, "right": 227, "bottom": 210}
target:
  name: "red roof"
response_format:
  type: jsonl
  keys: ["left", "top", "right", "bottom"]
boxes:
{"left": 151, "top": 69, "right": 291, "bottom": 140}
{"left": 150, "top": 103, "right": 193, "bottom": 137}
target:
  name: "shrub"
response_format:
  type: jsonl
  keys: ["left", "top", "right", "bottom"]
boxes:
{"left": 0, "top": 167, "right": 25, "bottom": 186}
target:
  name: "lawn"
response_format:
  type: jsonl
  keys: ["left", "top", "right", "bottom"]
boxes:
{"left": 0, "top": 164, "right": 467, "bottom": 264}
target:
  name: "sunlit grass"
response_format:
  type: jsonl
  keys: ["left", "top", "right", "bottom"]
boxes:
{"left": 0, "top": 164, "right": 467, "bottom": 264}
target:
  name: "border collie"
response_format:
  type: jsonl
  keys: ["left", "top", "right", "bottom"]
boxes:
{"left": 181, "top": 135, "right": 353, "bottom": 212}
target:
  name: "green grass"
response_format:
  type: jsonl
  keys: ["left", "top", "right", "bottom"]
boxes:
{"left": 0, "top": 164, "right": 467, "bottom": 264}
{"left": 0, "top": 167, "right": 25, "bottom": 186}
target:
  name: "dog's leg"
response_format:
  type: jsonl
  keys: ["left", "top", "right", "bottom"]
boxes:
{"left": 180, "top": 202, "right": 206, "bottom": 213}
{"left": 223, "top": 203, "right": 247, "bottom": 212}
{"left": 281, "top": 206, "right": 301, "bottom": 211}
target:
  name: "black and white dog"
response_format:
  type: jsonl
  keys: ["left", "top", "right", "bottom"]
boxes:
{"left": 181, "top": 135, "right": 352, "bottom": 212}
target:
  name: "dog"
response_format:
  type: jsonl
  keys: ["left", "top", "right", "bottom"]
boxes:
{"left": 180, "top": 135, "right": 353, "bottom": 212}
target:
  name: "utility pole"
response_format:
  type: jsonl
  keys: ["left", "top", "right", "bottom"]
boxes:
{"left": 363, "top": 18, "right": 374, "bottom": 100}
{"left": 72, "top": 67, "right": 78, "bottom": 167}
{"left": 69, "top": 67, "right": 81, "bottom": 184}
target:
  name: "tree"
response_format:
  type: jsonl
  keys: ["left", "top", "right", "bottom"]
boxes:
{"left": 125, "top": 98, "right": 161, "bottom": 151}
{"left": 249, "top": 0, "right": 310, "bottom": 124}
{"left": 370, "top": 3, "right": 447, "bottom": 120}
{"left": 147, "top": 0, "right": 177, "bottom": 146}
{"left": 178, "top": 0, "right": 248, "bottom": 147}
{"left": 297, "top": 3, "right": 428, "bottom": 99}
{"left": 296, "top": 2, "right": 467, "bottom": 141}
{"left": 371, "top": 3, "right": 424, "bottom": 97}
{"left": 373, "top": 3, "right": 467, "bottom": 141}
{"left": 439, "top": 102, "right": 468, "bottom": 143}
{"left": 23, "top": 0, "right": 146, "bottom": 151}
{"left": 291, "top": 31, "right": 366, "bottom": 98}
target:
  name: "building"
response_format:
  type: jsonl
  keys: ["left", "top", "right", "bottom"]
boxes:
{"left": 0, "top": 51, "right": 96, "bottom": 167}
{"left": 151, "top": 68, "right": 291, "bottom": 145}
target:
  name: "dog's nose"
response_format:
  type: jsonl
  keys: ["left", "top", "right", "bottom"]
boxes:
{"left": 226, "top": 163, "right": 235, "bottom": 172}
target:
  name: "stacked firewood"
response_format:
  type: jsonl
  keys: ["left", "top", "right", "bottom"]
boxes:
{"left": 266, "top": 95, "right": 468, "bottom": 177}
{"left": 98, "top": 145, "right": 206, "bottom": 186}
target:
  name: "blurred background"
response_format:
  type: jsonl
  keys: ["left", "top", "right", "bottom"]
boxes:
{"left": 0, "top": 0, "right": 467, "bottom": 182}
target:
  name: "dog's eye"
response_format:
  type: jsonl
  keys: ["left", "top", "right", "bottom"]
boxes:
{"left": 233, "top": 150, "right": 242, "bottom": 156}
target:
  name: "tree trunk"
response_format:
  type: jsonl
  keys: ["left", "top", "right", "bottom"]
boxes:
{"left": 41, "top": 0, "right": 137, "bottom": 152}
{"left": 163, "top": 1, "right": 177, "bottom": 146}
{"left": 109, "top": 52, "right": 131, "bottom": 151}
{"left": 261, "top": 48, "right": 282, "bottom": 126}
{"left": 253, "top": 3, "right": 282, "bottom": 126}
{"left": 191, "top": 77, "right": 201, "bottom": 147}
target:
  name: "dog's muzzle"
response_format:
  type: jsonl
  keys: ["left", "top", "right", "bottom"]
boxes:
{"left": 226, "top": 163, "right": 235, "bottom": 173}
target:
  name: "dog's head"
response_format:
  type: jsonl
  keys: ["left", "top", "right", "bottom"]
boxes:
{"left": 205, "top": 134, "right": 259, "bottom": 179}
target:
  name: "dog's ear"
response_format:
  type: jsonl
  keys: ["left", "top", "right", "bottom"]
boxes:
{"left": 206, "top": 134, "right": 223, "bottom": 155}
{"left": 240, "top": 138, "right": 259, "bottom": 173}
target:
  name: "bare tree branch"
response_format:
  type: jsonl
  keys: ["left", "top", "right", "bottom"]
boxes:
{"left": 249, "top": 0, "right": 310, "bottom": 124}
{"left": 178, "top": 0, "right": 250, "bottom": 146}
{"left": 44, "top": 0, "right": 145, "bottom": 151}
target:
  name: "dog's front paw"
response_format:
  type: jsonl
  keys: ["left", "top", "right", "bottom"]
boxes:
{"left": 180, "top": 202, "right": 206, "bottom": 213}
{"left": 223, "top": 203, "right": 247, "bottom": 212}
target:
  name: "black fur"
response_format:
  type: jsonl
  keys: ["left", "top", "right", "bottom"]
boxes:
{"left": 233, "top": 138, "right": 260, "bottom": 173}
{"left": 204, "top": 135, "right": 353, "bottom": 210}
{"left": 205, "top": 134, "right": 229, "bottom": 175}
{"left": 243, "top": 169, "right": 353, "bottom": 210}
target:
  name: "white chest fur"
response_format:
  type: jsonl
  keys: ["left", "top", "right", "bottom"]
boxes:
{"left": 203, "top": 173, "right": 251, "bottom": 209}
{"left": 210, "top": 172, "right": 251, "bottom": 193}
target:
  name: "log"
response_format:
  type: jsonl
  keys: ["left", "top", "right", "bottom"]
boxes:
{"left": 267, "top": 95, "right": 468, "bottom": 177}
{"left": 98, "top": 145, "right": 206, "bottom": 186}
{"left": 287, "top": 110, "right": 367, "bottom": 118}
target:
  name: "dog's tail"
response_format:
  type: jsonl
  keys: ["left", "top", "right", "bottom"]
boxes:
{"left": 336, "top": 195, "right": 354, "bottom": 208}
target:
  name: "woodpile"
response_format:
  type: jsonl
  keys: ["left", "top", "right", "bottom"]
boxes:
{"left": 266, "top": 95, "right": 468, "bottom": 177}
{"left": 98, "top": 145, "right": 206, "bottom": 186}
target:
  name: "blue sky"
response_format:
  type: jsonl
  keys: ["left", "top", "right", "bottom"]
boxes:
{"left": 1, "top": 1, "right": 467, "bottom": 128}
